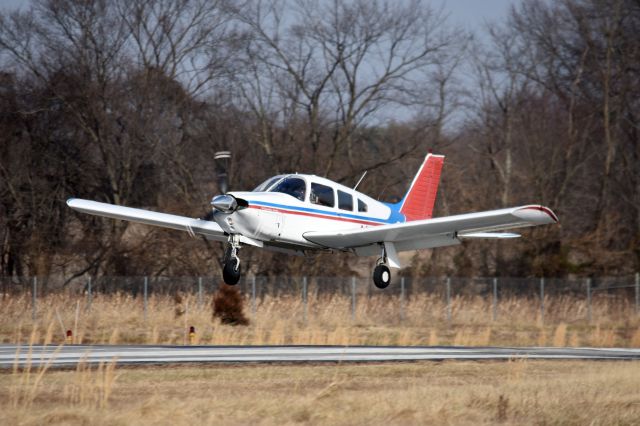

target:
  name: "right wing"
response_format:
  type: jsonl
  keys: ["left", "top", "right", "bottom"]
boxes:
{"left": 303, "top": 205, "right": 558, "bottom": 261}
{"left": 67, "top": 198, "right": 227, "bottom": 241}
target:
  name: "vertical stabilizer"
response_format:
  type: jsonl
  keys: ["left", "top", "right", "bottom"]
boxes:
{"left": 399, "top": 153, "right": 445, "bottom": 221}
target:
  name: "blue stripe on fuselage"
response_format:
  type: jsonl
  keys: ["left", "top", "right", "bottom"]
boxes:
{"left": 383, "top": 202, "right": 407, "bottom": 223}
{"left": 249, "top": 200, "right": 405, "bottom": 224}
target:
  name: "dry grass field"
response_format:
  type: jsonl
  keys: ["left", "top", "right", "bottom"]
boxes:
{"left": 1, "top": 360, "right": 639, "bottom": 425}
{"left": 2, "top": 292, "right": 640, "bottom": 424}
{"left": 1, "top": 291, "right": 640, "bottom": 347}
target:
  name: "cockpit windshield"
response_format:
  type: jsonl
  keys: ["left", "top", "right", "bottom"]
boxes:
{"left": 252, "top": 175, "right": 284, "bottom": 192}
{"left": 270, "top": 176, "right": 306, "bottom": 202}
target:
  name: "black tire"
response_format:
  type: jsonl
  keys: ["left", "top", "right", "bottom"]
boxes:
{"left": 373, "top": 264, "right": 391, "bottom": 289}
{"left": 222, "top": 258, "right": 241, "bottom": 285}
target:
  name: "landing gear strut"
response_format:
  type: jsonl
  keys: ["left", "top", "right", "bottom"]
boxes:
{"left": 222, "top": 235, "right": 242, "bottom": 285}
{"left": 372, "top": 244, "right": 391, "bottom": 289}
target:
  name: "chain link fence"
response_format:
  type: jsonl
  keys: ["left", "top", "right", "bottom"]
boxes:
{"left": 2, "top": 274, "right": 639, "bottom": 323}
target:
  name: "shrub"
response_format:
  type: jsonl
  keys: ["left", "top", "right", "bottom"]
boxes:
{"left": 212, "top": 285, "right": 249, "bottom": 326}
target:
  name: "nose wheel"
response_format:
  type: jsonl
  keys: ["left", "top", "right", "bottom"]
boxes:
{"left": 223, "top": 258, "right": 241, "bottom": 285}
{"left": 222, "top": 235, "right": 242, "bottom": 285}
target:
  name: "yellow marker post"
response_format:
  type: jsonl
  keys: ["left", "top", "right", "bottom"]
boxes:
{"left": 189, "top": 326, "right": 196, "bottom": 345}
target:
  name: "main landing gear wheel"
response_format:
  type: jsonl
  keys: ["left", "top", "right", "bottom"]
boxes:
{"left": 373, "top": 264, "right": 391, "bottom": 289}
{"left": 223, "top": 258, "right": 241, "bottom": 285}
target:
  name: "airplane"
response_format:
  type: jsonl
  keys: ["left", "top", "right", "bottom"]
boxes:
{"left": 67, "top": 152, "right": 558, "bottom": 288}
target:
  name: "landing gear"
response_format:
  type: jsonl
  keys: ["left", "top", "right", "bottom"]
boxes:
{"left": 373, "top": 264, "right": 391, "bottom": 289}
{"left": 372, "top": 244, "right": 391, "bottom": 289}
{"left": 223, "top": 258, "right": 241, "bottom": 285}
{"left": 222, "top": 235, "right": 242, "bottom": 285}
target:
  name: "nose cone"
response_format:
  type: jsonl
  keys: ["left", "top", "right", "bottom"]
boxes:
{"left": 211, "top": 194, "right": 238, "bottom": 213}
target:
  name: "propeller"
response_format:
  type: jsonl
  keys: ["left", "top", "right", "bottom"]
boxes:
{"left": 205, "top": 151, "right": 249, "bottom": 218}
{"left": 203, "top": 151, "right": 232, "bottom": 221}
{"left": 214, "top": 151, "right": 231, "bottom": 195}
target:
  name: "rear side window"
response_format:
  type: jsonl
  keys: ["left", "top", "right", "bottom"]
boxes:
{"left": 310, "top": 183, "right": 335, "bottom": 207}
{"left": 358, "top": 199, "right": 368, "bottom": 212}
{"left": 338, "top": 190, "right": 353, "bottom": 211}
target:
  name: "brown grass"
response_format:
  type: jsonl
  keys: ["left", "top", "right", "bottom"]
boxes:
{"left": 1, "top": 292, "right": 639, "bottom": 347}
{"left": 1, "top": 360, "right": 639, "bottom": 425}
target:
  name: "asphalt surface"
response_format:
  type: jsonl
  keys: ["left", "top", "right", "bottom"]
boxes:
{"left": 2, "top": 344, "right": 640, "bottom": 368}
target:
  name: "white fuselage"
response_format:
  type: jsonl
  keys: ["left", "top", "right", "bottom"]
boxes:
{"left": 212, "top": 174, "right": 403, "bottom": 251}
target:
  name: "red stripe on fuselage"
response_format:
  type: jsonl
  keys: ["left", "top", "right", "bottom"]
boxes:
{"left": 249, "top": 205, "right": 385, "bottom": 226}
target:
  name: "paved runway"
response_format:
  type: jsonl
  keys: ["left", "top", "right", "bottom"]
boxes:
{"left": 2, "top": 344, "right": 640, "bottom": 368}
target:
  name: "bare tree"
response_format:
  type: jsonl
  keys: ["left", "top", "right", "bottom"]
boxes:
{"left": 0, "top": 0, "right": 234, "bottom": 276}
{"left": 228, "top": 0, "right": 465, "bottom": 177}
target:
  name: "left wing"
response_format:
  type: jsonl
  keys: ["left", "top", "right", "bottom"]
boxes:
{"left": 303, "top": 205, "right": 558, "bottom": 265}
{"left": 67, "top": 198, "right": 227, "bottom": 241}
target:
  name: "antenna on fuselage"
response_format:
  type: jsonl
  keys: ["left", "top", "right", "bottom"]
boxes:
{"left": 353, "top": 170, "right": 368, "bottom": 191}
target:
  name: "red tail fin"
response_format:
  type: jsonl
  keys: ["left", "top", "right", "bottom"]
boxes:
{"left": 399, "top": 154, "right": 444, "bottom": 221}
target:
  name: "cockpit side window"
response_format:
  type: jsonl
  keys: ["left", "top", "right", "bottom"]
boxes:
{"left": 358, "top": 199, "right": 368, "bottom": 212}
{"left": 253, "top": 175, "right": 283, "bottom": 192}
{"left": 270, "top": 177, "right": 306, "bottom": 201}
{"left": 310, "top": 183, "right": 335, "bottom": 207}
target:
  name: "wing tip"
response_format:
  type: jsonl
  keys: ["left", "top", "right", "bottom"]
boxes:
{"left": 515, "top": 205, "right": 559, "bottom": 224}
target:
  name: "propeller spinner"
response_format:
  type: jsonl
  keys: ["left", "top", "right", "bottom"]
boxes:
{"left": 211, "top": 194, "right": 238, "bottom": 213}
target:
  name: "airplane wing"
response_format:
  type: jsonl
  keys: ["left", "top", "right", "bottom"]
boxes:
{"left": 302, "top": 205, "right": 558, "bottom": 266}
{"left": 67, "top": 198, "right": 227, "bottom": 242}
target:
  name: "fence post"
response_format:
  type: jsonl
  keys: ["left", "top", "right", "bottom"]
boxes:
{"left": 87, "top": 277, "right": 92, "bottom": 311}
{"left": 587, "top": 278, "right": 592, "bottom": 323}
{"left": 636, "top": 272, "right": 640, "bottom": 314}
{"left": 540, "top": 277, "right": 545, "bottom": 324}
{"left": 198, "top": 277, "right": 203, "bottom": 309}
{"left": 400, "top": 277, "right": 406, "bottom": 322}
{"left": 252, "top": 276, "right": 257, "bottom": 317}
{"left": 32, "top": 276, "right": 37, "bottom": 321}
{"left": 143, "top": 276, "right": 148, "bottom": 321}
{"left": 446, "top": 277, "right": 451, "bottom": 324}
{"left": 351, "top": 276, "right": 356, "bottom": 321}
{"left": 492, "top": 277, "right": 498, "bottom": 321}
{"left": 302, "top": 276, "right": 308, "bottom": 324}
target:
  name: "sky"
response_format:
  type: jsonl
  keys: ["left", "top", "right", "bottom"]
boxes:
{"left": 445, "top": 0, "right": 519, "bottom": 32}
{"left": 0, "top": 0, "right": 521, "bottom": 125}
{"left": 0, "top": 0, "right": 25, "bottom": 11}
{"left": 1, "top": 0, "right": 520, "bottom": 24}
